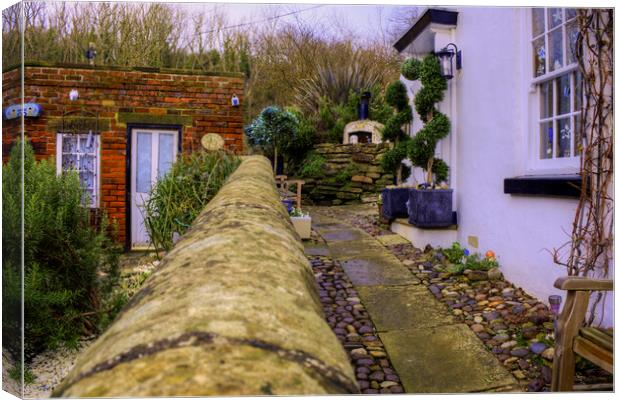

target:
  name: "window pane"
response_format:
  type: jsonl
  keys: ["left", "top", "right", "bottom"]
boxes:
{"left": 62, "top": 135, "right": 77, "bottom": 153}
{"left": 532, "top": 8, "right": 545, "bottom": 37}
{"left": 80, "top": 154, "right": 95, "bottom": 172}
{"left": 566, "top": 21, "right": 579, "bottom": 65}
{"left": 136, "top": 132, "right": 152, "bottom": 193}
{"left": 79, "top": 171, "right": 94, "bottom": 190}
{"left": 566, "top": 8, "right": 577, "bottom": 20}
{"left": 556, "top": 74, "right": 571, "bottom": 115}
{"left": 540, "top": 81, "right": 553, "bottom": 118}
{"left": 574, "top": 71, "right": 583, "bottom": 110}
{"left": 158, "top": 133, "right": 175, "bottom": 179}
{"left": 533, "top": 37, "right": 546, "bottom": 77}
{"left": 574, "top": 114, "right": 582, "bottom": 156}
{"left": 548, "top": 8, "right": 563, "bottom": 29}
{"left": 548, "top": 28, "right": 563, "bottom": 71}
{"left": 540, "top": 121, "right": 553, "bottom": 159}
{"left": 62, "top": 153, "right": 78, "bottom": 170}
{"left": 556, "top": 117, "right": 571, "bottom": 158}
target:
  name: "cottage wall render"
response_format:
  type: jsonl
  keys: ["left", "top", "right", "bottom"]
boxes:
{"left": 399, "top": 8, "right": 613, "bottom": 326}
{"left": 2, "top": 63, "right": 245, "bottom": 245}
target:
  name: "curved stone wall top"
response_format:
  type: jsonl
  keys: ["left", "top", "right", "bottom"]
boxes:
{"left": 343, "top": 120, "right": 385, "bottom": 144}
{"left": 54, "top": 156, "right": 358, "bottom": 397}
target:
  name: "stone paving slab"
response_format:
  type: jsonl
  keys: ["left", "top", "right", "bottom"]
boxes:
{"left": 376, "top": 234, "right": 411, "bottom": 246}
{"left": 312, "top": 221, "right": 352, "bottom": 232}
{"left": 327, "top": 239, "right": 386, "bottom": 260}
{"left": 303, "top": 244, "right": 330, "bottom": 257}
{"left": 357, "top": 285, "right": 453, "bottom": 331}
{"left": 379, "top": 324, "right": 517, "bottom": 393}
{"left": 320, "top": 229, "right": 369, "bottom": 243}
{"left": 341, "top": 257, "right": 420, "bottom": 287}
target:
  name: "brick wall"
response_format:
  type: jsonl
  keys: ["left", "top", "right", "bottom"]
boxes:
{"left": 2, "top": 63, "right": 245, "bottom": 245}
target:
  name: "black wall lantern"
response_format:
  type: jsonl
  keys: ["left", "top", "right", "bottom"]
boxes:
{"left": 435, "top": 43, "right": 462, "bottom": 80}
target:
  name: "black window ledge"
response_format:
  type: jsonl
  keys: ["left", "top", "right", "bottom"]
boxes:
{"left": 504, "top": 175, "right": 583, "bottom": 198}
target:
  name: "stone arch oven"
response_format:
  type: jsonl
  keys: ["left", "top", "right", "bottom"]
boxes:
{"left": 342, "top": 91, "right": 384, "bottom": 144}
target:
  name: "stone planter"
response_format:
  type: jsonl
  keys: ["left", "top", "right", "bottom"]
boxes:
{"left": 407, "top": 188, "right": 453, "bottom": 228}
{"left": 291, "top": 215, "right": 312, "bottom": 239}
{"left": 381, "top": 187, "right": 410, "bottom": 220}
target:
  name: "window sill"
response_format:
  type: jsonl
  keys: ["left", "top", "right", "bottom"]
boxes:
{"left": 503, "top": 174, "right": 582, "bottom": 198}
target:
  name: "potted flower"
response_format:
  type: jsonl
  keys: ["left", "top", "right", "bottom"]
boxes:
{"left": 404, "top": 56, "right": 453, "bottom": 228}
{"left": 380, "top": 79, "right": 413, "bottom": 220}
{"left": 290, "top": 207, "right": 311, "bottom": 239}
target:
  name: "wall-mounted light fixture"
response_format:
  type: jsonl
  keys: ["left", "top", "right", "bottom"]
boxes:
{"left": 69, "top": 89, "right": 79, "bottom": 101}
{"left": 231, "top": 94, "right": 240, "bottom": 107}
{"left": 435, "top": 43, "right": 462, "bottom": 80}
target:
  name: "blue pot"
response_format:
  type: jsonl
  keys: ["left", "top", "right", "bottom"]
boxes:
{"left": 282, "top": 199, "right": 294, "bottom": 213}
{"left": 381, "top": 188, "right": 410, "bottom": 220}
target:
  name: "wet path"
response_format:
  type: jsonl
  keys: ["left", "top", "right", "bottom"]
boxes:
{"left": 308, "top": 209, "right": 518, "bottom": 393}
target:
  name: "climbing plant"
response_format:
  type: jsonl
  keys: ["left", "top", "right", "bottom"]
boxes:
{"left": 380, "top": 80, "right": 412, "bottom": 185}
{"left": 404, "top": 55, "right": 450, "bottom": 186}
{"left": 551, "top": 9, "right": 613, "bottom": 325}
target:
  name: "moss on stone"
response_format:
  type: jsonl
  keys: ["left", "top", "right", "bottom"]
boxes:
{"left": 53, "top": 156, "right": 357, "bottom": 397}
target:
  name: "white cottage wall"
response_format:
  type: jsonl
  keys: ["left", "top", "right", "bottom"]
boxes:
{"left": 401, "top": 7, "right": 612, "bottom": 326}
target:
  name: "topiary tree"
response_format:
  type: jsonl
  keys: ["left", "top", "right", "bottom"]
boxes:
{"left": 405, "top": 55, "right": 451, "bottom": 186}
{"left": 245, "top": 106, "right": 300, "bottom": 173}
{"left": 380, "top": 80, "right": 413, "bottom": 185}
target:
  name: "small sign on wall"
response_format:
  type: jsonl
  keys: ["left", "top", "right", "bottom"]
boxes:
{"left": 3, "top": 103, "right": 42, "bottom": 119}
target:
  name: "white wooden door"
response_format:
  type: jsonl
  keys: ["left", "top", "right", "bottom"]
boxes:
{"left": 130, "top": 128, "right": 178, "bottom": 248}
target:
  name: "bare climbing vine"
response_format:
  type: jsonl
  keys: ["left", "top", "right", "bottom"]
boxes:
{"left": 552, "top": 9, "right": 613, "bottom": 325}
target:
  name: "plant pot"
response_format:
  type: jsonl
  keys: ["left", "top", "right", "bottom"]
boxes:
{"left": 407, "top": 188, "right": 453, "bottom": 228}
{"left": 282, "top": 199, "right": 294, "bottom": 213}
{"left": 381, "top": 187, "right": 410, "bottom": 220}
{"left": 291, "top": 215, "right": 312, "bottom": 239}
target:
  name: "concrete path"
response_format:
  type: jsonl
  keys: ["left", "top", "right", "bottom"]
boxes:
{"left": 309, "top": 211, "right": 517, "bottom": 393}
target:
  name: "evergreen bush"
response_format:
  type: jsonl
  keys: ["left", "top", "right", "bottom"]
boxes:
{"left": 2, "top": 140, "right": 121, "bottom": 359}
{"left": 143, "top": 150, "right": 240, "bottom": 252}
{"left": 405, "top": 55, "right": 451, "bottom": 185}
{"left": 380, "top": 80, "right": 413, "bottom": 185}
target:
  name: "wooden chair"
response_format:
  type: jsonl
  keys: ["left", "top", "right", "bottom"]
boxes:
{"left": 551, "top": 276, "right": 613, "bottom": 391}
{"left": 275, "top": 175, "right": 305, "bottom": 210}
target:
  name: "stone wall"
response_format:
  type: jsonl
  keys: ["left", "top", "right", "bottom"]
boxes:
{"left": 302, "top": 143, "right": 394, "bottom": 205}
{"left": 53, "top": 156, "right": 358, "bottom": 397}
{"left": 2, "top": 62, "right": 245, "bottom": 244}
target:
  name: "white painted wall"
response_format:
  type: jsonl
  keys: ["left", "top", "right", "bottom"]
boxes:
{"left": 400, "top": 7, "right": 613, "bottom": 326}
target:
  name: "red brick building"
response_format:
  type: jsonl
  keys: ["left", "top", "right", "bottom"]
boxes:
{"left": 2, "top": 62, "right": 245, "bottom": 249}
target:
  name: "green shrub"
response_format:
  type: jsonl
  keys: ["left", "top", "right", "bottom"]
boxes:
{"left": 298, "top": 151, "right": 326, "bottom": 179}
{"left": 144, "top": 150, "right": 240, "bottom": 252}
{"left": 2, "top": 140, "right": 121, "bottom": 359}
{"left": 442, "top": 242, "right": 466, "bottom": 264}
{"left": 405, "top": 55, "right": 450, "bottom": 186}
{"left": 381, "top": 78, "right": 413, "bottom": 185}
{"left": 401, "top": 58, "right": 421, "bottom": 81}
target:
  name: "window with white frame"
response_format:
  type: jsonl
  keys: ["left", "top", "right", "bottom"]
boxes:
{"left": 530, "top": 8, "right": 582, "bottom": 168}
{"left": 56, "top": 132, "right": 100, "bottom": 207}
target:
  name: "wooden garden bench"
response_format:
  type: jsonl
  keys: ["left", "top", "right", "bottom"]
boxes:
{"left": 551, "top": 276, "right": 614, "bottom": 391}
{"left": 275, "top": 175, "right": 305, "bottom": 210}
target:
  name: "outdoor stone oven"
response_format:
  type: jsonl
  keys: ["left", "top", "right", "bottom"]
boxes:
{"left": 2, "top": 62, "right": 245, "bottom": 249}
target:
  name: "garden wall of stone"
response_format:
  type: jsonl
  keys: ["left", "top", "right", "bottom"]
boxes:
{"left": 53, "top": 156, "right": 358, "bottom": 397}
{"left": 302, "top": 143, "right": 394, "bottom": 205}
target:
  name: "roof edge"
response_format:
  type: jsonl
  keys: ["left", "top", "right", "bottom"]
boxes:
{"left": 393, "top": 8, "right": 458, "bottom": 53}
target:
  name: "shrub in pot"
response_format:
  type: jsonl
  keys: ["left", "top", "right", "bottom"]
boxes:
{"left": 380, "top": 79, "right": 413, "bottom": 219}
{"left": 404, "top": 55, "right": 453, "bottom": 227}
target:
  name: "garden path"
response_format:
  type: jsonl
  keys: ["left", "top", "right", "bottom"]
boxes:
{"left": 307, "top": 207, "right": 518, "bottom": 393}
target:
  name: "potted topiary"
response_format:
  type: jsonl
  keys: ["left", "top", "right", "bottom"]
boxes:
{"left": 380, "top": 79, "right": 413, "bottom": 220}
{"left": 404, "top": 55, "right": 453, "bottom": 228}
{"left": 290, "top": 207, "right": 311, "bottom": 240}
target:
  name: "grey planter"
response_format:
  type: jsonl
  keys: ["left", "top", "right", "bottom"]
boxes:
{"left": 381, "top": 187, "right": 410, "bottom": 220}
{"left": 407, "top": 188, "right": 453, "bottom": 228}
